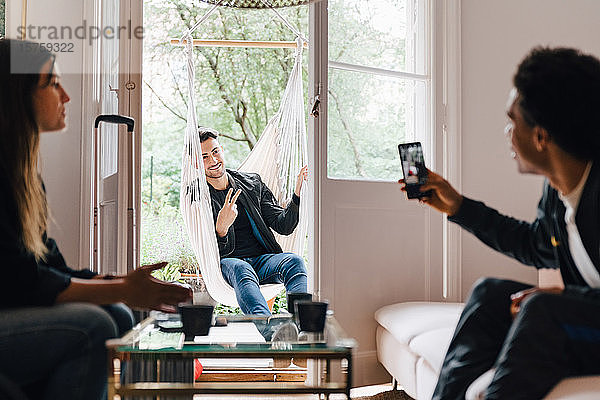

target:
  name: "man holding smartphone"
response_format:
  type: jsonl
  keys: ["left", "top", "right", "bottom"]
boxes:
{"left": 400, "top": 47, "right": 600, "bottom": 399}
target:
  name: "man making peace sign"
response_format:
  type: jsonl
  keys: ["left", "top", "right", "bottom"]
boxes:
{"left": 199, "top": 127, "right": 308, "bottom": 315}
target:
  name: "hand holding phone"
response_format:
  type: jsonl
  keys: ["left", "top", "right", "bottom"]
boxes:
{"left": 398, "top": 159, "right": 464, "bottom": 216}
{"left": 398, "top": 142, "right": 432, "bottom": 199}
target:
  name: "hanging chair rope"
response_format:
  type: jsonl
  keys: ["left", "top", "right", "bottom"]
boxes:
{"left": 237, "top": 36, "right": 308, "bottom": 256}
{"left": 257, "top": 0, "right": 308, "bottom": 43}
{"left": 179, "top": 9, "right": 308, "bottom": 307}
{"left": 180, "top": 0, "right": 225, "bottom": 43}
{"left": 180, "top": 0, "right": 307, "bottom": 44}
{"left": 198, "top": 0, "right": 316, "bottom": 10}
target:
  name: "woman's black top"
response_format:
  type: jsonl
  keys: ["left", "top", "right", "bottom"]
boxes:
{"left": 0, "top": 174, "right": 96, "bottom": 308}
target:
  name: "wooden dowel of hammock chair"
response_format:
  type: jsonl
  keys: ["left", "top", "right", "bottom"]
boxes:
{"left": 170, "top": 39, "right": 308, "bottom": 49}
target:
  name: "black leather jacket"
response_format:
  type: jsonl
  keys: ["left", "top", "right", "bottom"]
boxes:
{"left": 449, "top": 162, "right": 600, "bottom": 298}
{"left": 209, "top": 170, "right": 299, "bottom": 259}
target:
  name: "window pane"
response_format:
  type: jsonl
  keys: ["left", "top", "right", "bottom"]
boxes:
{"left": 329, "top": 0, "right": 423, "bottom": 74}
{"left": 327, "top": 68, "right": 426, "bottom": 180}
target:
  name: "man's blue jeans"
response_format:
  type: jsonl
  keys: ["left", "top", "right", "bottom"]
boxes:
{"left": 221, "top": 252, "right": 307, "bottom": 315}
{"left": 0, "top": 302, "right": 134, "bottom": 400}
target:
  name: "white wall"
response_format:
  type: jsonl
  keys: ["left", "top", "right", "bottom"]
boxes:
{"left": 7, "top": 0, "right": 87, "bottom": 268}
{"left": 459, "top": 0, "right": 600, "bottom": 298}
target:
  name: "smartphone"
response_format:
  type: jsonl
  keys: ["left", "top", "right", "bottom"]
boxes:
{"left": 398, "top": 142, "right": 432, "bottom": 199}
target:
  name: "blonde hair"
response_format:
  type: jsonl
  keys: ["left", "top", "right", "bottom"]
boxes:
{"left": 0, "top": 39, "right": 52, "bottom": 260}
{"left": 14, "top": 136, "right": 48, "bottom": 260}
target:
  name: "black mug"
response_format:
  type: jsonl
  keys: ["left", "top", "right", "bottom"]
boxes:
{"left": 178, "top": 304, "right": 214, "bottom": 339}
{"left": 295, "top": 300, "right": 328, "bottom": 332}
{"left": 286, "top": 292, "right": 313, "bottom": 315}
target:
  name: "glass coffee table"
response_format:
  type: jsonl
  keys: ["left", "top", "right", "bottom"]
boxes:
{"left": 106, "top": 312, "right": 356, "bottom": 399}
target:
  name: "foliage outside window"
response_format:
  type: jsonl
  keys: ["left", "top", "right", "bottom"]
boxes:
{"left": 327, "top": 0, "right": 429, "bottom": 181}
{"left": 142, "top": 0, "right": 308, "bottom": 312}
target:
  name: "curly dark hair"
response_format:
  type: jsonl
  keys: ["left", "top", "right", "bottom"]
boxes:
{"left": 198, "top": 127, "right": 219, "bottom": 143}
{"left": 513, "top": 47, "right": 600, "bottom": 161}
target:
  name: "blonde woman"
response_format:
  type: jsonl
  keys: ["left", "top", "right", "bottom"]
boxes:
{"left": 0, "top": 38, "right": 192, "bottom": 399}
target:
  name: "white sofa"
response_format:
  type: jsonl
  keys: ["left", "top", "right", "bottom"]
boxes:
{"left": 375, "top": 302, "right": 600, "bottom": 400}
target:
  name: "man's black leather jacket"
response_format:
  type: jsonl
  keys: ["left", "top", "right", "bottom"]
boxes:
{"left": 209, "top": 169, "right": 299, "bottom": 258}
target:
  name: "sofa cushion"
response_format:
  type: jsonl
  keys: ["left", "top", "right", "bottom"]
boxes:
{"left": 375, "top": 302, "right": 463, "bottom": 346}
{"left": 376, "top": 326, "right": 420, "bottom": 398}
{"left": 376, "top": 301, "right": 600, "bottom": 400}
{"left": 376, "top": 302, "right": 463, "bottom": 399}
{"left": 410, "top": 326, "right": 456, "bottom": 373}
{"left": 465, "top": 368, "right": 496, "bottom": 400}
{"left": 416, "top": 356, "right": 440, "bottom": 400}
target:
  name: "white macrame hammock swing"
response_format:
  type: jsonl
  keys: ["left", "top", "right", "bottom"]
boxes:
{"left": 179, "top": 3, "right": 309, "bottom": 308}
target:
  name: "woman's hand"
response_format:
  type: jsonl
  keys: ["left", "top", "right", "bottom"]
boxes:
{"left": 215, "top": 188, "right": 242, "bottom": 237}
{"left": 122, "top": 262, "right": 192, "bottom": 313}
{"left": 56, "top": 262, "right": 192, "bottom": 311}
{"left": 510, "top": 287, "right": 563, "bottom": 318}
{"left": 399, "top": 169, "right": 463, "bottom": 216}
{"left": 295, "top": 165, "right": 308, "bottom": 197}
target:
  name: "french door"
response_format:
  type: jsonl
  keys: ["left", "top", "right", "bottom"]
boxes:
{"left": 83, "top": 0, "right": 142, "bottom": 275}
{"left": 310, "top": 0, "right": 460, "bottom": 385}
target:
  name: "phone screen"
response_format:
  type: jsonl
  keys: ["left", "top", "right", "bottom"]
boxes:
{"left": 398, "top": 142, "right": 431, "bottom": 199}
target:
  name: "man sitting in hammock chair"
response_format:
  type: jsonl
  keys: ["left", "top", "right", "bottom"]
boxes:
{"left": 199, "top": 127, "right": 308, "bottom": 315}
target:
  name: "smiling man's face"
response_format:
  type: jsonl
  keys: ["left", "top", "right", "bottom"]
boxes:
{"left": 200, "top": 137, "right": 226, "bottom": 179}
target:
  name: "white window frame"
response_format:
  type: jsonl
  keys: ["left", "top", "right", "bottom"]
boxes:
{"left": 438, "top": 0, "right": 462, "bottom": 301}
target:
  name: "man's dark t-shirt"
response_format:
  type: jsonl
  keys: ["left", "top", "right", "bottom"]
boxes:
{"left": 212, "top": 187, "right": 267, "bottom": 258}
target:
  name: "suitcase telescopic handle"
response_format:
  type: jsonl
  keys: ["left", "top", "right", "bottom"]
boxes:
{"left": 94, "top": 114, "right": 134, "bottom": 132}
